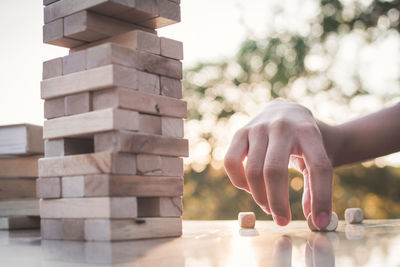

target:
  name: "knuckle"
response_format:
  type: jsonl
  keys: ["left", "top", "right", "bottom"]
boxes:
{"left": 296, "top": 122, "right": 318, "bottom": 136}
{"left": 269, "top": 118, "right": 292, "bottom": 132}
{"left": 269, "top": 199, "right": 287, "bottom": 211}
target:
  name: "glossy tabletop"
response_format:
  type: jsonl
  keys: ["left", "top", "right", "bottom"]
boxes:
{"left": 1, "top": 219, "right": 400, "bottom": 266}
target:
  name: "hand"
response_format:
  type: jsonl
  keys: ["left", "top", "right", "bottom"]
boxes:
{"left": 224, "top": 99, "right": 333, "bottom": 228}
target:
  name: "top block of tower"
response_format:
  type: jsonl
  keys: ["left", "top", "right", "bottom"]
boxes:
{"left": 43, "top": 0, "right": 181, "bottom": 48}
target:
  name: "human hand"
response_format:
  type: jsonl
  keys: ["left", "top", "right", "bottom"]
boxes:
{"left": 224, "top": 99, "right": 333, "bottom": 229}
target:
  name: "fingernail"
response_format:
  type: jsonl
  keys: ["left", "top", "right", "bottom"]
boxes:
{"left": 273, "top": 214, "right": 288, "bottom": 226}
{"left": 316, "top": 212, "right": 330, "bottom": 229}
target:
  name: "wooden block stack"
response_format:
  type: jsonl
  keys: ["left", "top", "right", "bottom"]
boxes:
{"left": 40, "top": 0, "right": 187, "bottom": 241}
{"left": 0, "top": 124, "right": 44, "bottom": 229}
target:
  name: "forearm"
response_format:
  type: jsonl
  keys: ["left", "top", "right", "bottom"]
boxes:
{"left": 320, "top": 103, "right": 400, "bottom": 167}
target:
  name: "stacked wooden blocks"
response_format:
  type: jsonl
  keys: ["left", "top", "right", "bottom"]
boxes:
{"left": 0, "top": 124, "right": 44, "bottom": 230}
{"left": 40, "top": 0, "right": 187, "bottom": 241}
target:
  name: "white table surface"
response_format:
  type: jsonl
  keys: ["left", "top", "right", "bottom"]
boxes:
{"left": 1, "top": 219, "right": 400, "bottom": 266}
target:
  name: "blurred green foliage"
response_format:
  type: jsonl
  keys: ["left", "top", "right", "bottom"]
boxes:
{"left": 182, "top": 0, "right": 400, "bottom": 220}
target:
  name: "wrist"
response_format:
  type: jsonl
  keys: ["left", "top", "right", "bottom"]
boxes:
{"left": 316, "top": 121, "right": 344, "bottom": 168}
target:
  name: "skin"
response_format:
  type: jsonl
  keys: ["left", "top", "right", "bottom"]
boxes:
{"left": 224, "top": 99, "right": 400, "bottom": 229}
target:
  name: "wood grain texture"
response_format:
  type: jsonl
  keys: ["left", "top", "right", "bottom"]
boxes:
{"left": 81, "top": 174, "right": 183, "bottom": 197}
{"left": 41, "top": 219, "right": 85, "bottom": 240}
{"left": 62, "top": 50, "right": 86, "bottom": 75}
{"left": 64, "top": 92, "right": 91, "bottom": 116}
{"left": 64, "top": 10, "right": 152, "bottom": 42}
{"left": 62, "top": 176, "right": 85, "bottom": 197}
{"left": 160, "top": 37, "right": 183, "bottom": 60}
{"left": 140, "top": 0, "right": 181, "bottom": 29}
{"left": 36, "top": 177, "right": 61, "bottom": 199}
{"left": 136, "top": 154, "right": 183, "bottom": 177}
{"left": 86, "top": 43, "right": 182, "bottom": 79}
{"left": 161, "top": 117, "right": 184, "bottom": 138}
{"left": 44, "top": 97, "right": 65, "bottom": 119}
{"left": 0, "top": 199, "right": 39, "bottom": 216}
{"left": 92, "top": 88, "right": 187, "bottom": 118}
{"left": 43, "top": 0, "right": 160, "bottom": 24}
{"left": 0, "top": 216, "right": 40, "bottom": 230}
{"left": 84, "top": 217, "right": 182, "bottom": 241}
{"left": 39, "top": 197, "right": 138, "bottom": 219}
{"left": 0, "top": 156, "right": 39, "bottom": 177}
{"left": 39, "top": 152, "right": 136, "bottom": 177}
{"left": 41, "top": 64, "right": 136, "bottom": 99}
{"left": 43, "top": 108, "right": 139, "bottom": 139}
{"left": 94, "top": 130, "right": 188, "bottom": 157}
{"left": 43, "top": 57, "right": 63, "bottom": 79}
{"left": 43, "top": 18, "right": 85, "bottom": 48}
{"left": 70, "top": 30, "right": 159, "bottom": 54}
{"left": 160, "top": 76, "right": 182, "bottom": 99}
{"left": 0, "top": 178, "right": 36, "bottom": 199}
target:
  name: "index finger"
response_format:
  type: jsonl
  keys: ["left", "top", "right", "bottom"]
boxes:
{"left": 299, "top": 126, "right": 333, "bottom": 230}
{"left": 224, "top": 129, "right": 250, "bottom": 192}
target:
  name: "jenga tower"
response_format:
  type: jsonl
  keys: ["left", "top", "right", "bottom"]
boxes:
{"left": 39, "top": 0, "right": 187, "bottom": 241}
{"left": 0, "top": 124, "right": 43, "bottom": 230}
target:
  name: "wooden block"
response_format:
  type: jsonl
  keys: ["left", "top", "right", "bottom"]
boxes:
{"left": 83, "top": 174, "right": 183, "bottom": 197}
{"left": 45, "top": 138, "right": 94, "bottom": 158}
{"left": 162, "top": 117, "right": 184, "bottom": 138}
{"left": 114, "top": 1, "right": 158, "bottom": 25}
{"left": 42, "top": 219, "right": 85, "bottom": 240}
{"left": 345, "top": 208, "right": 363, "bottom": 224}
{"left": 136, "top": 155, "right": 183, "bottom": 176}
{"left": 84, "top": 217, "right": 182, "bottom": 241}
{"left": 39, "top": 197, "right": 138, "bottom": 219}
{"left": 140, "top": 0, "right": 181, "bottom": 29}
{"left": 160, "top": 37, "right": 183, "bottom": 60}
{"left": 41, "top": 219, "right": 62, "bottom": 239}
{"left": 44, "top": 97, "right": 65, "bottom": 119}
{"left": 43, "top": 18, "right": 85, "bottom": 48}
{"left": 70, "top": 30, "right": 159, "bottom": 54}
{"left": 43, "top": 0, "right": 59, "bottom": 5}
{"left": 138, "top": 114, "right": 161, "bottom": 134}
{"left": 0, "top": 124, "right": 44, "bottom": 156}
{"left": 43, "top": 0, "right": 159, "bottom": 24}
{"left": 62, "top": 176, "right": 84, "bottom": 197}
{"left": 0, "top": 178, "right": 36, "bottom": 199}
{"left": 64, "top": 10, "right": 149, "bottom": 42}
{"left": 238, "top": 212, "right": 256, "bottom": 229}
{"left": 41, "top": 64, "right": 137, "bottom": 99}
{"left": 92, "top": 88, "right": 187, "bottom": 118}
{"left": 39, "top": 152, "right": 136, "bottom": 177}
{"left": 307, "top": 212, "right": 338, "bottom": 232}
{"left": 62, "top": 50, "right": 86, "bottom": 75}
{"left": 43, "top": 108, "right": 139, "bottom": 139}
{"left": 0, "top": 199, "right": 39, "bottom": 216}
{"left": 86, "top": 43, "right": 182, "bottom": 79}
{"left": 0, "top": 156, "right": 39, "bottom": 178}
{"left": 0, "top": 216, "right": 40, "bottom": 230}
{"left": 94, "top": 130, "right": 188, "bottom": 157}
{"left": 36, "top": 177, "right": 61, "bottom": 199}
{"left": 43, "top": 57, "right": 63, "bottom": 79}
{"left": 65, "top": 92, "right": 91, "bottom": 115}
{"left": 160, "top": 76, "right": 182, "bottom": 99}
{"left": 138, "top": 197, "right": 182, "bottom": 217}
